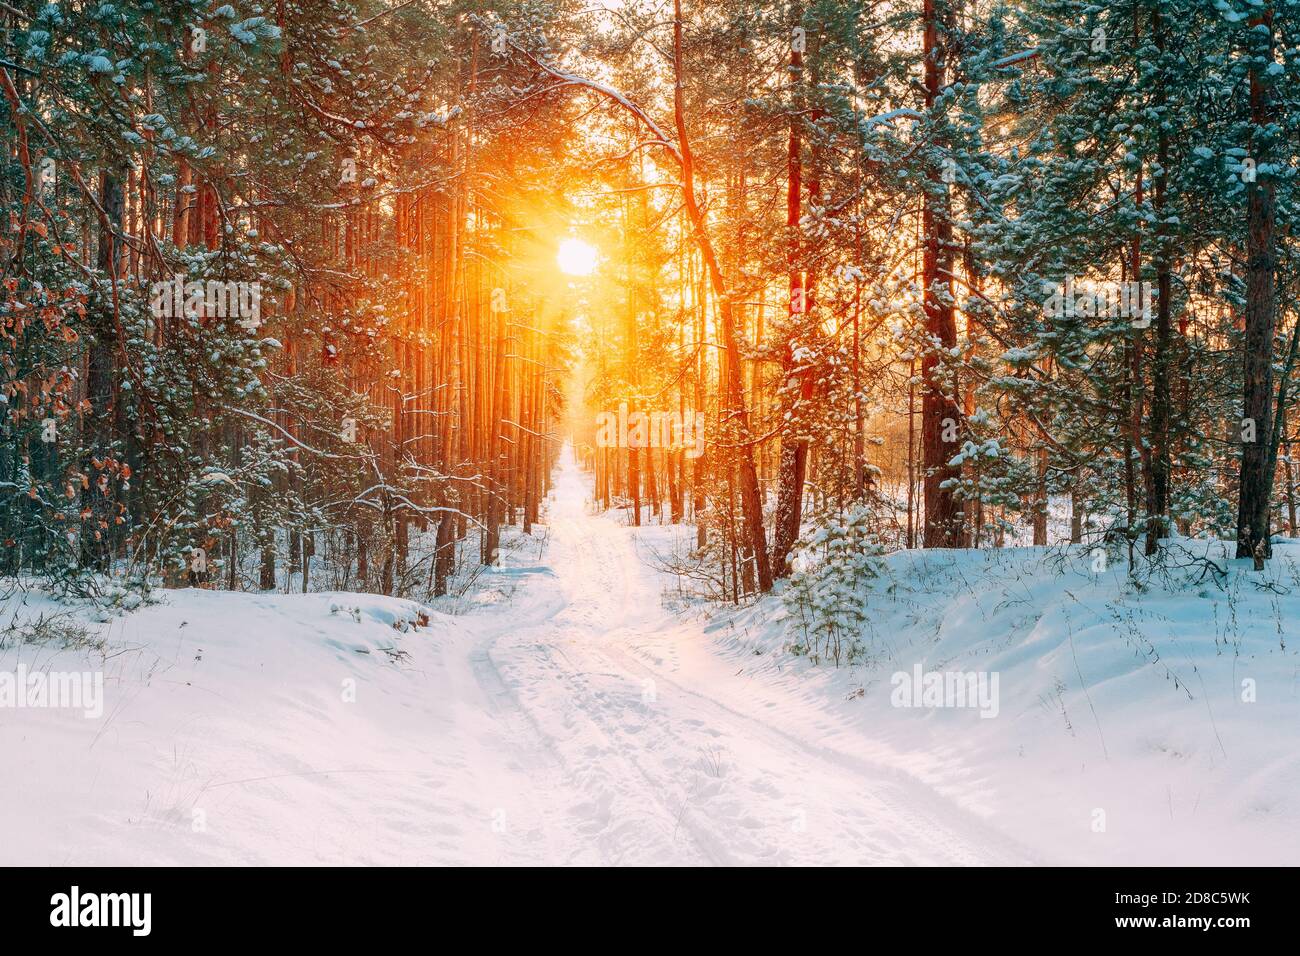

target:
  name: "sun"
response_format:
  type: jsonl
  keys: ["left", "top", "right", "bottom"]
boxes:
{"left": 557, "top": 237, "right": 598, "bottom": 276}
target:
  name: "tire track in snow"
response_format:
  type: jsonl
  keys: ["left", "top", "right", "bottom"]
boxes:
{"left": 468, "top": 596, "right": 719, "bottom": 864}
{"left": 469, "top": 446, "right": 1038, "bottom": 865}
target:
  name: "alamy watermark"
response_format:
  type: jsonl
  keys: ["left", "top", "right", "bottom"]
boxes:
{"left": 890, "top": 664, "right": 999, "bottom": 719}
{"left": 0, "top": 664, "right": 103, "bottom": 719}
{"left": 50, "top": 886, "right": 151, "bottom": 936}
{"left": 595, "top": 402, "right": 706, "bottom": 459}
{"left": 1042, "top": 277, "right": 1153, "bottom": 327}
{"left": 150, "top": 275, "right": 262, "bottom": 331}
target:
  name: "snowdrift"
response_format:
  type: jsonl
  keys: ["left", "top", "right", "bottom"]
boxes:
{"left": 0, "top": 587, "right": 490, "bottom": 865}
{"left": 3, "top": 528, "right": 1298, "bottom": 866}
{"left": 706, "top": 536, "right": 1300, "bottom": 864}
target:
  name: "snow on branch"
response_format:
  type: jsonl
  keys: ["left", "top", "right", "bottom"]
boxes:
{"left": 861, "top": 108, "right": 925, "bottom": 128}
{"left": 508, "top": 43, "right": 684, "bottom": 167}
{"left": 221, "top": 406, "right": 370, "bottom": 461}
{"left": 989, "top": 49, "right": 1040, "bottom": 69}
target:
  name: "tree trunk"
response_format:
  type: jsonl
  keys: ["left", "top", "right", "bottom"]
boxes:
{"left": 1235, "top": 10, "right": 1278, "bottom": 562}
{"left": 672, "top": 0, "right": 771, "bottom": 591}
{"left": 1146, "top": 11, "right": 1173, "bottom": 556}
{"left": 772, "top": 6, "right": 808, "bottom": 577}
{"left": 920, "top": 0, "right": 962, "bottom": 548}
{"left": 81, "top": 165, "right": 125, "bottom": 571}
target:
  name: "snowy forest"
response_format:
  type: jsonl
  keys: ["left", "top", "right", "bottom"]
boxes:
{"left": 2, "top": 0, "right": 1300, "bottom": 871}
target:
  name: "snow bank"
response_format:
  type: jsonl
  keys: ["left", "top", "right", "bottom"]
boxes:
{"left": 705, "top": 538, "right": 1300, "bottom": 864}
{"left": 5, "top": 517, "right": 1297, "bottom": 865}
{"left": 0, "top": 586, "right": 488, "bottom": 865}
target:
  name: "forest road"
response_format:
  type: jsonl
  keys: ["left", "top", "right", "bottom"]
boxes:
{"left": 464, "top": 445, "right": 1039, "bottom": 866}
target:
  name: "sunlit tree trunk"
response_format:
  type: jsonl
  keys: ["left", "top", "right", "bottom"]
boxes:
{"left": 673, "top": 0, "right": 771, "bottom": 591}
{"left": 773, "top": 7, "right": 807, "bottom": 577}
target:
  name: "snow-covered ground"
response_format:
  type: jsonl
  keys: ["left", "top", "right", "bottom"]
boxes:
{"left": 2, "top": 448, "right": 1297, "bottom": 865}
{"left": 717, "top": 543, "right": 1300, "bottom": 866}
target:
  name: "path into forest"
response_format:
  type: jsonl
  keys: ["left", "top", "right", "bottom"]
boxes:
{"left": 463, "top": 446, "right": 1037, "bottom": 865}
{"left": 3, "top": 446, "right": 1042, "bottom": 867}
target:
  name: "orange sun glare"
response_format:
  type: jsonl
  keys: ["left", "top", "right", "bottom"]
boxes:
{"left": 557, "top": 238, "right": 598, "bottom": 276}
